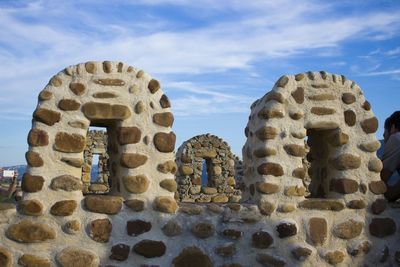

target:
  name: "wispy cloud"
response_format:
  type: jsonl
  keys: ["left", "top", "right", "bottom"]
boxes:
{"left": 362, "top": 69, "right": 400, "bottom": 76}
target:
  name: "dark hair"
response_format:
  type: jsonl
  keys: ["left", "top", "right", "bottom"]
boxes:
{"left": 387, "top": 111, "right": 400, "bottom": 131}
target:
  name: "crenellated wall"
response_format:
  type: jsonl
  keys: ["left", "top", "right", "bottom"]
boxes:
{"left": 0, "top": 65, "right": 399, "bottom": 267}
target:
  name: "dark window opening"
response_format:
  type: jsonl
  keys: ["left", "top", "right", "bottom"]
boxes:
{"left": 201, "top": 158, "right": 213, "bottom": 187}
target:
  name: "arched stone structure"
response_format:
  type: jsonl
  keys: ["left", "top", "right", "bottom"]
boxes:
{"left": 176, "top": 134, "right": 241, "bottom": 202}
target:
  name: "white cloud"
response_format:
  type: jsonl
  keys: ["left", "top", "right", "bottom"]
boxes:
{"left": 362, "top": 69, "right": 400, "bottom": 76}
{"left": 386, "top": 47, "right": 400, "bottom": 56}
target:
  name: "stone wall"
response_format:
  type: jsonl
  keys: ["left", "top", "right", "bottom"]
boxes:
{"left": 0, "top": 66, "right": 399, "bottom": 266}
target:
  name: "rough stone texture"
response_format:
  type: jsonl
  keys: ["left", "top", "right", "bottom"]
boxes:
{"left": 153, "top": 112, "right": 174, "bottom": 127}
{"left": 117, "top": 127, "right": 141, "bottom": 145}
{"left": 82, "top": 102, "right": 131, "bottom": 120}
{"left": 148, "top": 79, "right": 160, "bottom": 94}
{"left": 7, "top": 220, "right": 56, "bottom": 243}
{"left": 54, "top": 132, "right": 86, "bottom": 153}
{"left": 33, "top": 108, "right": 61, "bottom": 126}
{"left": 19, "top": 199, "right": 43, "bottom": 216}
{"left": 292, "top": 247, "right": 312, "bottom": 261}
{"left": 21, "top": 173, "right": 44, "bottom": 193}
{"left": 59, "top": 99, "right": 81, "bottom": 111}
{"left": 64, "top": 220, "right": 81, "bottom": 234}
{"left": 369, "top": 180, "right": 387, "bottom": 195}
{"left": 172, "top": 246, "right": 212, "bottom": 267}
{"left": 308, "top": 217, "right": 327, "bottom": 245}
{"left": 330, "top": 154, "right": 361, "bottom": 170}
{"left": 369, "top": 218, "right": 396, "bottom": 237}
{"left": 28, "top": 129, "right": 49, "bottom": 146}
{"left": 256, "top": 182, "right": 280, "bottom": 194}
{"left": 120, "top": 153, "right": 148, "bottom": 168}
{"left": 324, "top": 251, "right": 345, "bottom": 265}
{"left": 39, "top": 90, "right": 53, "bottom": 101}
{"left": 311, "top": 107, "right": 336, "bottom": 115}
{"left": 255, "top": 126, "right": 278, "bottom": 140}
{"left": 276, "top": 222, "right": 297, "bottom": 238}
{"left": 160, "top": 179, "right": 177, "bottom": 192}
{"left": 214, "top": 243, "right": 235, "bottom": 257}
{"left": 330, "top": 178, "right": 358, "bottom": 194}
{"left": 348, "top": 240, "right": 371, "bottom": 256}
{"left": 333, "top": 219, "right": 363, "bottom": 239}
{"left": 347, "top": 199, "right": 366, "bottom": 209}
{"left": 256, "top": 253, "right": 286, "bottom": 267}
{"left": 133, "top": 240, "right": 166, "bottom": 258}
{"left": 25, "top": 151, "right": 44, "bottom": 167}
{"left": 0, "top": 247, "right": 12, "bottom": 267}
{"left": 327, "top": 130, "right": 349, "bottom": 146}
{"left": 157, "top": 160, "right": 177, "bottom": 174}
{"left": 56, "top": 247, "right": 98, "bottom": 267}
{"left": 50, "top": 200, "right": 77, "bottom": 216}
{"left": 344, "top": 109, "right": 356, "bottom": 126}
{"left": 371, "top": 198, "right": 386, "bottom": 214}
{"left": 359, "top": 141, "right": 381, "bottom": 152}
{"left": 127, "top": 220, "right": 152, "bottom": 236}
{"left": 110, "top": 244, "right": 130, "bottom": 261}
{"left": 252, "top": 231, "right": 273, "bottom": 248}
{"left": 153, "top": 196, "right": 178, "bottom": 213}
{"left": 123, "top": 175, "right": 150, "bottom": 193}
{"left": 284, "top": 144, "right": 306, "bottom": 157}
{"left": 192, "top": 221, "right": 215, "bottom": 238}
{"left": 254, "top": 147, "right": 277, "bottom": 157}
{"left": 342, "top": 93, "right": 356, "bottom": 104}
{"left": 258, "top": 200, "right": 276, "bottom": 215}
{"left": 90, "top": 218, "right": 112, "bottom": 242}
{"left": 160, "top": 94, "right": 171, "bottom": 108}
{"left": 50, "top": 175, "right": 82, "bottom": 191}
{"left": 85, "top": 196, "right": 123, "bottom": 215}
{"left": 222, "top": 229, "right": 243, "bottom": 240}
{"left": 18, "top": 254, "right": 51, "bottom": 267}
{"left": 69, "top": 82, "right": 86, "bottom": 95}
{"left": 291, "top": 87, "right": 304, "bottom": 104}
{"left": 299, "top": 200, "right": 345, "bottom": 211}
{"left": 361, "top": 117, "right": 379, "bottom": 134}
{"left": 284, "top": 186, "right": 306, "bottom": 196}
{"left": 368, "top": 157, "right": 383, "bottom": 173}
{"left": 124, "top": 199, "right": 145, "bottom": 212}
{"left": 257, "top": 162, "right": 284, "bottom": 176}
{"left": 162, "top": 219, "right": 182, "bottom": 237}
{"left": 153, "top": 132, "right": 176, "bottom": 152}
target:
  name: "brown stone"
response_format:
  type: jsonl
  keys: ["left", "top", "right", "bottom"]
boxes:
{"left": 380, "top": 245, "right": 389, "bottom": 263}
{"left": 292, "top": 247, "right": 312, "bottom": 261}
{"left": 110, "top": 244, "right": 130, "bottom": 261}
{"left": 93, "top": 92, "right": 118, "bottom": 98}
{"left": 120, "top": 153, "right": 148, "bottom": 168}
{"left": 368, "top": 158, "right": 383, "bottom": 172}
{"left": 123, "top": 175, "right": 149, "bottom": 193}
{"left": 154, "top": 196, "right": 178, "bottom": 213}
{"left": 363, "top": 100, "right": 371, "bottom": 110}
{"left": 93, "top": 78, "right": 125, "bottom": 86}
{"left": 162, "top": 219, "right": 182, "bottom": 237}
{"left": 252, "top": 231, "right": 273, "bottom": 248}
{"left": 279, "top": 203, "right": 296, "bottom": 213}
{"left": 148, "top": 79, "right": 160, "bottom": 93}
{"left": 327, "top": 131, "right": 349, "bottom": 147}
{"left": 258, "top": 200, "right": 275, "bottom": 216}
{"left": 295, "top": 73, "right": 305, "bottom": 81}
{"left": 291, "top": 87, "right": 304, "bottom": 104}
{"left": 212, "top": 195, "right": 228, "bottom": 202}
{"left": 192, "top": 222, "right": 215, "bottom": 238}
{"left": 311, "top": 107, "right": 336, "bottom": 115}
{"left": 347, "top": 240, "right": 371, "bottom": 256}
{"left": 255, "top": 126, "right": 278, "bottom": 140}
{"left": 25, "top": 151, "right": 43, "bottom": 167}
{"left": 324, "top": 251, "right": 345, "bottom": 265}
{"left": 334, "top": 219, "right": 363, "bottom": 239}
{"left": 289, "top": 110, "right": 304, "bottom": 120}
{"left": 202, "top": 187, "right": 217, "bottom": 194}
{"left": 284, "top": 144, "right": 306, "bottom": 157}
{"left": 257, "top": 107, "right": 284, "bottom": 119}
{"left": 347, "top": 199, "right": 366, "bottom": 209}
{"left": 256, "top": 182, "right": 280, "bottom": 194}
{"left": 342, "top": 93, "right": 356, "bottom": 104}
{"left": 284, "top": 186, "right": 306, "bottom": 196}
{"left": 124, "top": 199, "right": 145, "bottom": 212}
{"left": 160, "top": 179, "right": 177, "bottom": 192}
{"left": 361, "top": 117, "right": 378, "bottom": 134}
{"left": 85, "top": 195, "right": 123, "bottom": 215}
{"left": 19, "top": 199, "right": 43, "bottom": 216}
{"left": 50, "top": 175, "right": 82, "bottom": 191}
{"left": 157, "top": 160, "right": 177, "bottom": 174}
{"left": 299, "top": 199, "right": 345, "bottom": 211}
{"left": 154, "top": 132, "right": 176, "bottom": 152}
{"left": 54, "top": 132, "right": 86, "bottom": 153}
{"left": 256, "top": 253, "right": 286, "bottom": 267}
{"left": 179, "top": 204, "right": 203, "bottom": 215}
{"left": 369, "top": 180, "right": 387, "bottom": 195}
{"left": 127, "top": 220, "right": 152, "bottom": 236}
{"left": 7, "top": 220, "right": 56, "bottom": 243}
{"left": 0, "top": 247, "right": 12, "bottom": 267}
{"left": 308, "top": 217, "right": 327, "bottom": 245}
{"left": 117, "top": 127, "right": 141, "bottom": 145}
{"left": 257, "top": 162, "right": 284, "bottom": 176}
{"left": 133, "top": 240, "right": 166, "bottom": 258}
{"left": 89, "top": 218, "right": 112, "bottom": 243}
{"left": 50, "top": 200, "right": 77, "bottom": 216}
{"left": 359, "top": 141, "right": 381, "bottom": 152}
{"left": 160, "top": 94, "right": 171, "bottom": 108}
{"left": 369, "top": 218, "right": 396, "bottom": 237}
{"left": 276, "top": 222, "right": 297, "bottom": 238}
{"left": 266, "top": 91, "right": 285, "bottom": 103}
{"left": 135, "top": 101, "right": 145, "bottom": 114}
{"left": 195, "top": 149, "right": 217, "bottom": 158}
{"left": 330, "top": 178, "right": 358, "bottom": 194}
{"left": 292, "top": 168, "right": 306, "bottom": 179}
{"left": 308, "top": 94, "right": 335, "bottom": 101}
{"left": 180, "top": 165, "right": 194, "bottom": 175}
{"left": 64, "top": 220, "right": 80, "bottom": 234}
{"left": 82, "top": 102, "right": 131, "bottom": 120}
{"left": 49, "top": 75, "right": 62, "bottom": 87}
{"left": 39, "top": 90, "right": 53, "bottom": 101}
{"left": 58, "top": 99, "right": 81, "bottom": 111}
{"left": 214, "top": 243, "right": 235, "bottom": 257}
{"left": 28, "top": 129, "right": 49, "bottom": 147}
{"left": 344, "top": 109, "right": 356, "bottom": 126}
{"left": 222, "top": 229, "right": 242, "bottom": 240}
{"left": 172, "top": 246, "right": 212, "bottom": 267}
{"left": 371, "top": 199, "right": 386, "bottom": 214}
{"left": 69, "top": 83, "right": 86, "bottom": 95}
{"left": 153, "top": 112, "right": 174, "bottom": 127}
{"left": 21, "top": 173, "right": 44, "bottom": 193}
{"left": 331, "top": 153, "right": 361, "bottom": 170}
{"left": 33, "top": 108, "right": 61, "bottom": 126}
{"left": 18, "top": 254, "right": 51, "bottom": 267}
{"left": 56, "top": 247, "right": 98, "bottom": 267}
{"left": 275, "top": 75, "right": 289, "bottom": 87}
{"left": 360, "top": 183, "right": 367, "bottom": 194}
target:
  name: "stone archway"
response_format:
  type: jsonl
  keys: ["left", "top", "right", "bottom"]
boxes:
{"left": 176, "top": 134, "right": 242, "bottom": 202}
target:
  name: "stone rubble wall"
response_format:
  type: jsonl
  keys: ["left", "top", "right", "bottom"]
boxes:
{"left": 0, "top": 66, "right": 399, "bottom": 267}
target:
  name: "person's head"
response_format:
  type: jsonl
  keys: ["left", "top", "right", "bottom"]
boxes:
{"left": 384, "top": 111, "right": 400, "bottom": 142}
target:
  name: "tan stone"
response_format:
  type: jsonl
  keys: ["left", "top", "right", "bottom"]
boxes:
{"left": 361, "top": 117, "right": 378, "bottom": 134}
{"left": 154, "top": 132, "right": 176, "bottom": 152}
{"left": 325, "top": 251, "right": 345, "bottom": 265}
{"left": 0, "top": 247, "right": 12, "bottom": 267}
{"left": 368, "top": 158, "right": 383, "bottom": 172}
{"left": 257, "top": 162, "right": 284, "bottom": 176}
{"left": 33, "top": 108, "right": 61, "bottom": 126}
{"left": 117, "top": 127, "right": 141, "bottom": 145}
{"left": 276, "top": 75, "right": 289, "bottom": 87}
{"left": 180, "top": 165, "right": 194, "bottom": 175}
{"left": 21, "top": 173, "right": 44, "bottom": 193}
{"left": 347, "top": 199, "right": 366, "bottom": 209}
{"left": 284, "top": 186, "right": 306, "bottom": 196}
{"left": 311, "top": 107, "right": 336, "bottom": 115}
{"left": 69, "top": 83, "right": 86, "bottom": 95}
{"left": 292, "top": 168, "right": 306, "bottom": 179}
{"left": 308, "top": 217, "right": 327, "bottom": 245}
{"left": 154, "top": 196, "right": 178, "bottom": 213}
{"left": 331, "top": 154, "right": 361, "bottom": 170}
{"left": 284, "top": 144, "right": 306, "bottom": 157}
{"left": 292, "top": 247, "right": 312, "bottom": 261}
{"left": 25, "top": 151, "right": 43, "bottom": 167}
{"left": 257, "top": 107, "right": 284, "bottom": 119}
{"left": 93, "top": 92, "right": 118, "bottom": 98}
{"left": 291, "top": 87, "right": 304, "bottom": 104}
{"left": 124, "top": 199, "right": 145, "bottom": 212}
{"left": 348, "top": 240, "right": 371, "bottom": 256}
{"left": 212, "top": 195, "right": 229, "bottom": 202}
{"left": 258, "top": 200, "right": 275, "bottom": 215}
{"left": 68, "top": 120, "right": 87, "bottom": 129}
{"left": 157, "top": 160, "right": 177, "bottom": 174}
{"left": 289, "top": 110, "right": 304, "bottom": 120}
{"left": 90, "top": 218, "right": 112, "bottom": 243}
{"left": 305, "top": 120, "right": 339, "bottom": 129}
{"left": 172, "top": 246, "right": 212, "bottom": 267}
{"left": 344, "top": 109, "right": 356, "bottom": 126}
{"left": 333, "top": 219, "right": 363, "bottom": 239}
{"left": 93, "top": 78, "right": 125, "bottom": 86}
{"left": 50, "top": 200, "right": 77, "bottom": 216}
{"left": 256, "top": 182, "right": 280, "bottom": 194}
{"left": 85, "top": 195, "right": 123, "bottom": 215}
{"left": 58, "top": 99, "right": 81, "bottom": 111}
{"left": 255, "top": 126, "right": 278, "bottom": 140}
{"left": 159, "top": 94, "right": 171, "bottom": 108}
{"left": 327, "top": 130, "right": 349, "bottom": 147}
{"left": 123, "top": 175, "right": 150, "bottom": 193}
{"left": 212, "top": 165, "right": 222, "bottom": 175}
{"left": 56, "top": 247, "right": 98, "bottom": 267}
{"left": 82, "top": 102, "right": 131, "bottom": 120}
{"left": 49, "top": 75, "right": 62, "bottom": 87}
{"left": 195, "top": 149, "right": 217, "bottom": 158}
{"left": 299, "top": 199, "right": 345, "bottom": 211}
{"left": 135, "top": 101, "right": 145, "bottom": 114}
{"left": 369, "top": 180, "right": 387, "bottom": 195}
{"left": 308, "top": 93, "right": 334, "bottom": 101}
{"left": 202, "top": 187, "right": 218, "bottom": 194}
{"left": 19, "top": 199, "right": 43, "bottom": 216}
{"left": 153, "top": 112, "right": 174, "bottom": 127}
{"left": 279, "top": 203, "right": 296, "bottom": 213}
{"left": 18, "top": 254, "right": 51, "bottom": 267}
{"left": 342, "top": 93, "right": 356, "bottom": 104}
{"left": 50, "top": 175, "right": 82, "bottom": 191}
{"left": 266, "top": 91, "right": 285, "bottom": 103}
{"left": 120, "top": 153, "right": 148, "bottom": 168}
{"left": 28, "top": 129, "right": 49, "bottom": 146}
{"left": 54, "top": 132, "right": 86, "bottom": 153}
{"left": 253, "top": 147, "right": 277, "bottom": 158}
{"left": 39, "top": 90, "right": 53, "bottom": 101}
{"left": 330, "top": 178, "right": 358, "bottom": 194}
{"left": 359, "top": 140, "right": 381, "bottom": 152}
{"left": 160, "top": 179, "right": 177, "bottom": 192}
{"left": 291, "top": 131, "right": 306, "bottom": 139}
{"left": 7, "top": 220, "right": 56, "bottom": 243}
{"left": 64, "top": 220, "right": 80, "bottom": 234}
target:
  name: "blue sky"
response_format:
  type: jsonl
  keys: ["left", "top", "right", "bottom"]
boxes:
{"left": 0, "top": 0, "right": 399, "bottom": 165}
